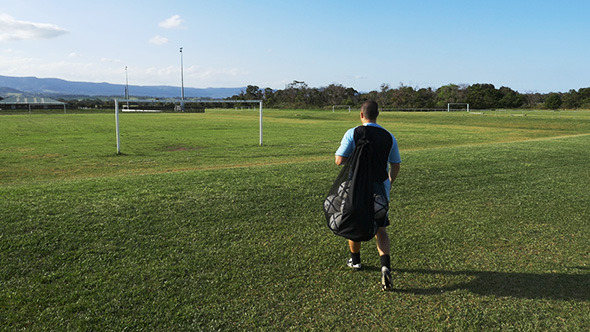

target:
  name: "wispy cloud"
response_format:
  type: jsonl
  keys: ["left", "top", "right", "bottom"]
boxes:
{"left": 0, "top": 14, "right": 68, "bottom": 42}
{"left": 0, "top": 55, "right": 113, "bottom": 83}
{"left": 1, "top": 48, "right": 21, "bottom": 54}
{"left": 345, "top": 74, "right": 368, "bottom": 80}
{"left": 186, "top": 66, "right": 245, "bottom": 79}
{"left": 149, "top": 35, "right": 169, "bottom": 45}
{"left": 100, "top": 57, "right": 122, "bottom": 63}
{"left": 158, "top": 15, "right": 185, "bottom": 29}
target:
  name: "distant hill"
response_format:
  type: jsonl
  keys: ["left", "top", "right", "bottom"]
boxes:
{"left": 0, "top": 86, "right": 26, "bottom": 96}
{"left": 0, "top": 75, "right": 245, "bottom": 99}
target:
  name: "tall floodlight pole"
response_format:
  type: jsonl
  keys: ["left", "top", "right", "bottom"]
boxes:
{"left": 180, "top": 47, "right": 185, "bottom": 112}
{"left": 125, "top": 66, "right": 129, "bottom": 108}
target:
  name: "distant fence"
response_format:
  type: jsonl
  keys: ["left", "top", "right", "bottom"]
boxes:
{"left": 381, "top": 108, "right": 465, "bottom": 112}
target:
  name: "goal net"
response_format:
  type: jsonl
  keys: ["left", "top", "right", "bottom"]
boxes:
{"left": 332, "top": 105, "right": 352, "bottom": 112}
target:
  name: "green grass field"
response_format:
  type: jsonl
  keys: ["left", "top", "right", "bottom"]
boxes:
{"left": 1, "top": 109, "right": 589, "bottom": 330}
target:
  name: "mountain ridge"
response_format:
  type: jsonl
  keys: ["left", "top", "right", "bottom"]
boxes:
{"left": 0, "top": 75, "right": 245, "bottom": 99}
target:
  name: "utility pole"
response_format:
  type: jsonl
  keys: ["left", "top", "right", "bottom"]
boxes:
{"left": 180, "top": 47, "right": 185, "bottom": 112}
{"left": 125, "top": 66, "right": 129, "bottom": 108}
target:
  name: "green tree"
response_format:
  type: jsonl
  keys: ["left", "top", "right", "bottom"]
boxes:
{"left": 414, "top": 87, "right": 436, "bottom": 108}
{"left": 229, "top": 85, "right": 261, "bottom": 101}
{"left": 376, "top": 83, "right": 392, "bottom": 108}
{"left": 344, "top": 88, "right": 359, "bottom": 105}
{"left": 263, "top": 88, "right": 276, "bottom": 107}
{"left": 362, "top": 90, "right": 379, "bottom": 105}
{"left": 321, "top": 84, "right": 356, "bottom": 106}
{"left": 577, "top": 87, "right": 590, "bottom": 109}
{"left": 435, "top": 84, "right": 465, "bottom": 108}
{"left": 497, "top": 86, "right": 525, "bottom": 108}
{"left": 466, "top": 83, "right": 501, "bottom": 109}
{"left": 544, "top": 93, "right": 562, "bottom": 110}
{"left": 523, "top": 92, "right": 543, "bottom": 108}
{"left": 561, "top": 89, "right": 580, "bottom": 109}
{"left": 390, "top": 84, "right": 416, "bottom": 108}
{"left": 245, "top": 85, "right": 262, "bottom": 100}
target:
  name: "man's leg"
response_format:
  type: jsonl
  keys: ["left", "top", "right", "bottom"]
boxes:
{"left": 349, "top": 239, "right": 361, "bottom": 254}
{"left": 347, "top": 240, "right": 362, "bottom": 270}
{"left": 375, "top": 227, "right": 390, "bottom": 258}
{"left": 375, "top": 227, "right": 393, "bottom": 290}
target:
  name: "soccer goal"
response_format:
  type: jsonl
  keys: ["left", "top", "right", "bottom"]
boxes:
{"left": 332, "top": 105, "right": 352, "bottom": 112}
{"left": 447, "top": 103, "right": 470, "bottom": 112}
{"left": 113, "top": 98, "right": 263, "bottom": 154}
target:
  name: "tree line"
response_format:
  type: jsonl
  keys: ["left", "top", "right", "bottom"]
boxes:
{"left": 49, "top": 81, "right": 590, "bottom": 111}
{"left": 229, "top": 81, "right": 590, "bottom": 110}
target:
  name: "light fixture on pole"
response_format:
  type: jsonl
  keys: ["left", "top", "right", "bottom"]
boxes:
{"left": 180, "top": 47, "right": 185, "bottom": 112}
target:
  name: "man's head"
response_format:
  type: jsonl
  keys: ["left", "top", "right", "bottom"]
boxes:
{"left": 360, "top": 100, "right": 379, "bottom": 123}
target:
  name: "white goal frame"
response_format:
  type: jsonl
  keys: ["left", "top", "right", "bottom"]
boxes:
{"left": 332, "top": 105, "right": 351, "bottom": 112}
{"left": 447, "top": 103, "right": 470, "bottom": 112}
{"left": 114, "top": 98, "right": 263, "bottom": 154}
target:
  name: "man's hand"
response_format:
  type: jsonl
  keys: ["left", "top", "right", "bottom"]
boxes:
{"left": 335, "top": 155, "right": 348, "bottom": 165}
{"left": 389, "top": 163, "right": 400, "bottom": 183}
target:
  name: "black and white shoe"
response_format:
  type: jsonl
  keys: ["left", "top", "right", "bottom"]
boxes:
{"left": 381, "top": 266, "right": 393, "bottom": 291}
{"left": 347, "top": 258, "right": 362, "bottom": 271}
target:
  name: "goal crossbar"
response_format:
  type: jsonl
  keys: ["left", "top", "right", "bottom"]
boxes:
{"left": 114, "top": 98, "right": 263, "bottom": 154}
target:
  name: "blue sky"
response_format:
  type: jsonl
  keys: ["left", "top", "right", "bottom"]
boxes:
{"left": 1, "top": 0, "right": 589, "bottom": 93}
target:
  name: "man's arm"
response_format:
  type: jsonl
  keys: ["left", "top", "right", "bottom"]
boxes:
{"left": 335, "top": 155, "right": 348, "bottom": 165}
{"left": 389, "top": 162, "right": 400, "bottom": 183}
{"left": 335, "top": 128, "right": 355, "bottom": 166}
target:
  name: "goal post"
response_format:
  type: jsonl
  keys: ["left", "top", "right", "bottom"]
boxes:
{"left": 332, "top": 105, "right": 351, "bottom": 112}
{"left": 114, "top": 98, "right": 263, "bottom": 155}
{"left": 447, "top": 103, "right": 470, "bottom": 112}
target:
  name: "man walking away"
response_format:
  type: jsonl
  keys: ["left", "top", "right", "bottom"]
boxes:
{"left": 334, "top": 100, "right": 401, "bottom": 290}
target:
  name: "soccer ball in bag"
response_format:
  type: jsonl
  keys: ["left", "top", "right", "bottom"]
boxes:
{"left": 374, "top": 194, "right": 388, "bottom": 219}
{"left": 338, "top": 181, "right": 350, "bottom": 198}
{"left": 324, "top": 194, "right": 343, "bottom": 215}
{"left": 328, "top": 212, "right": 343, "bottom": 230}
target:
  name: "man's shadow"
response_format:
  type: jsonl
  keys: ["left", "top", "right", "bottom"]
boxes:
{"left": 391, "top": 268, "right": 590, "bottom": 301}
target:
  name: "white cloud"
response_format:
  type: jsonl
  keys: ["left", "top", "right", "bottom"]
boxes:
{"left": 146, "top": 65, "right": 177, "bottom": 77}
{"left": 1, "top": 48, "right": 21, "bottom": 54}
{"left": 158, "top": 15, "right": 185, "bottom": 29}
{"left": 0, "top": 14, "right": 68, "bottom": 42}
{"left": 344, "top": 74, "right": 368, "bottom": 80}
{"left": 149, "top": 35, "right": 169, "bottom": 45}
{"left": 0, "top": 55, "right": 109, "bottom": 83}
{"left": 0, "top": 54, "right": 36, "bottom": 71}
{"left": 68, "top": 52, "right": 81, "bottom": 58}
{"left": 186, "top": 66, "right": 245, "bottom": 80}
{"left": 140, "top": 65, "right": 247, "bottom": 86}
{"left": 101, "top": 57, "right": 122, "bottom": 63}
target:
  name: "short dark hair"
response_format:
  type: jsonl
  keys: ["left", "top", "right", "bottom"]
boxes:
{"left": 361, "top": 100, "right": 379, "bottom": 120}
